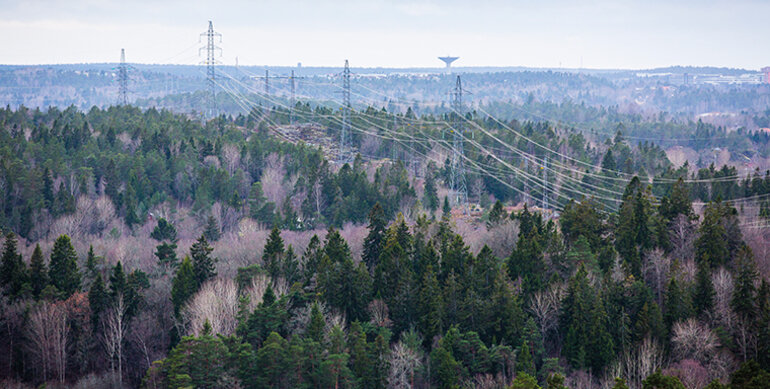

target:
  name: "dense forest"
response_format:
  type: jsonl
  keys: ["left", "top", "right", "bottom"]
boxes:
{"left": 1, "top": 105, "right": 770, "bottom": 389}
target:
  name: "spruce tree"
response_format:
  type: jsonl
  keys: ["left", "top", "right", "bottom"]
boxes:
{"left": 487, "top": 200, "right": 507, "bottom": 226}
{"left": 263, "top": 226, "right": 285, "bottom": 279}
{"left": 442, "top": 195, "right": 451, "bottom": 217}
{"left": 418, "top": 265, "right": 444, "bottom": 343}
{"left": 29, "top": 243, "right": 48, "bottom": 298}
{"left": 190, "top": 235, "right": 216, "bottom": 286}
{"left": 88, "top": 275, "right": 109, "bottom": 328}
{"left": 693, "top": 260, "right": 715, "bottom": 316}
{"left": 48, "top": 234, "right": 81, "bottom": 298}
{"left": 171, "top": 256, "right": 197, "bottom": 316}
{"left": 203, "top": 215, "right": 220, "bottom": 242}
{"left": 423, "top": 173, "right": 439, "bottom": 213}
{"left": 1, "top": 232, "right": 27, "bottom": 298}
{"left": 363, "top": 202, "right": 386, "bottom": 273}
{"left": 732, "top": 246, "right": 758, "bottom": 320}
{"left": 517, "top": 341, "right": 536, "bottom": 377}
{"left": 664, "top": 277, "right": 692, "bottom": 329}
{"left": 151, "top": 217, "right": 177, "bottom": 242}
{"left": 154, "top": 242, "right": 179, "bottom": 269}
{"left": 306, "top": 302, "right": 325, "bottom": 343}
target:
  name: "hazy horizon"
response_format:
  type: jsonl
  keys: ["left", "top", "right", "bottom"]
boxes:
{"left": 0, "top": 0, "right": 768, "bottom": 70}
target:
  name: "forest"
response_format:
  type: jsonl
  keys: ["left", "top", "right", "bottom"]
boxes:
{"left": 1, "top": 104, "right": 770, "bottom": 389}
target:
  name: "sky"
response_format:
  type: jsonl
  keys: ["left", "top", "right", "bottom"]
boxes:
{"left": 0, "top": 0, "right": 768, "bottom": 70}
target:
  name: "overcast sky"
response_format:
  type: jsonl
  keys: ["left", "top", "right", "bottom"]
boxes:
{"left": 0, "top": 0, "right": 767, "bottom": 69}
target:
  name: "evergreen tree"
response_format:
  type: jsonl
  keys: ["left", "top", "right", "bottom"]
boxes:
{"left": 732, "top": 246, "right": 758, "bottom": 320}
{"left": 263, "top": 226, "right": 285, "bottom": 279}
{"left": 487, "top": 200, "right": 507, "bottom": 227}
{"left": 203, "top": 215, "right": 220, "bottom": 242}
{"left": 423, "top": 173, "right": 439, "bottom": 213}
{"left": 190, "top": 235, "right": 216, "bottom": 286}
{"left": 29, "top": 243, "right": 48, "bottom": 298}
{"left": 418, "top": 265, "right": 444, "bottom": 343}
{"left": 695, "top": 202, "right": 729, "bottom": 268}
{"left": 154, "top": 242, "right": 179, "bottom": 269}
{"left": 363, "top": 202, "right": 386, "bottom": 274}
{"left": 85, "top": 245, "right": 100, "bottom": 282}
{"left": 306, "top": 302, "right": 325, "bottom": 343}
{"left": 171, "top": 256, "right": 197, "bottom": 316}
{"left": 1, "top": 232, "right": 28, "bottom": 298}
{"left": 348, "top": 321, "right": 372, "bottom": 387}
{"left": 151, "top": 217, "right": 177, "bottom": 242}
{"left": 693, "top": 260, "right": 715, "bottom": 316}
{"left": 48, "top": 234, "right": 81, "bottom": 298}
{"left": 442, "top": 196, "right": 451, "bottom": 217}
{"left": 88, "top": 275, "right": 109, "bottom": 328}
{"left": 517, "top": 341, "right": 536, "bottom": 377}
{"left": 664, "top": 276, "right": 692, "bottom": 330}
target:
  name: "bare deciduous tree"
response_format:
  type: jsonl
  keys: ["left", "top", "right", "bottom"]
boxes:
{"left": 671, "top": 319, "right": 719, "bottom": 363}
{"left": 605, "top": 337, "right": 664, "bottom": 389}
{"left": 643, "top": 249, "right": 670, "bottom": 305}
{"left": 101, "top": 294, "right": 128, "bottom": 387}
{"left": 181, "top": 277, "right": 240, "bottom": 336}
{"left": 388, "top": 341, "right": 422, "bottom": 389}
{"left": 528, "top": 282, "right": 565, "bottom": 348}
{"left": 669, "top": 214, "right": 695, "bottom": 262}
{"left": 27, "top": 302, "right": 69, "bottom": 383}
{"left": 664, "top": 359, "right": 710, "bottom": 389}
{"left": 710, "top": 268, "right": 735, "bottom": 329}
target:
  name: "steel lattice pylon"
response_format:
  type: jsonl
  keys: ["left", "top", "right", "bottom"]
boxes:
{"left": 340, "top": 59, "right": 351, "bottom": 163}
{"left": 200, "top": 21, "right": 222, "bottom": 118}
{"left": 118, "top": 49, "right": 128, "bottom": 105}
{"left": 450, "top": 75, "right": 469, "bottom": 214}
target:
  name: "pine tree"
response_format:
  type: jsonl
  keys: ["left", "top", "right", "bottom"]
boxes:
{"left": 48, "top": 234, "right": 81, "bottom": 298}
{"left": 203, "top": 215, "right": 220, "bottom": 242}
{"left": 171, "top": 256, "right": 197, "bottom": 316}
{"left": 29, "top": 243, "right": 48, "bottom": 298}
{"left": 363, "top": 202, "right": 386, "bottom": 274}
{"left": 190, "top": 235, "right": 216, "bottom": 286}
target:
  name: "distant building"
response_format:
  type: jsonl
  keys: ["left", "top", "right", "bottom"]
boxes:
{"left": 763, "top": 67, "right": 770, "bottom": 84}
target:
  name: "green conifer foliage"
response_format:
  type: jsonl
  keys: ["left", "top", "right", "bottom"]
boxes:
{"left": 48, "top": 234, "right": 81, "bottom": 298}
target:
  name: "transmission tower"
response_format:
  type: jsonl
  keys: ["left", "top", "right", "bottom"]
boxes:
{"left": 450, "top": 75, "right": 469, "bottom": 215}
{"left": 340, "top": 59, "right": 352, "bottom": 163}
{"left": 118, "top": 48, "right": 128, "bottom": 105}
{"left": 200, "top": 20, "right": 222, "bottom": 118}
{"left": 542, "top": 156, "right": 549, "bottom": 212}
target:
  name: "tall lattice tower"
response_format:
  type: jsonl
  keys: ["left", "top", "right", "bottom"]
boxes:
{"left": 340, "top": 60, "right": 351, "bottom": 163}
{"left": 200, "top": 21, "right": 222, "bottom": 118}
{"left": 450, "top": 75, "right": 469, "bottom": 214}
{"left": 118, "top": 49, "right": 128, "bottom": 105}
